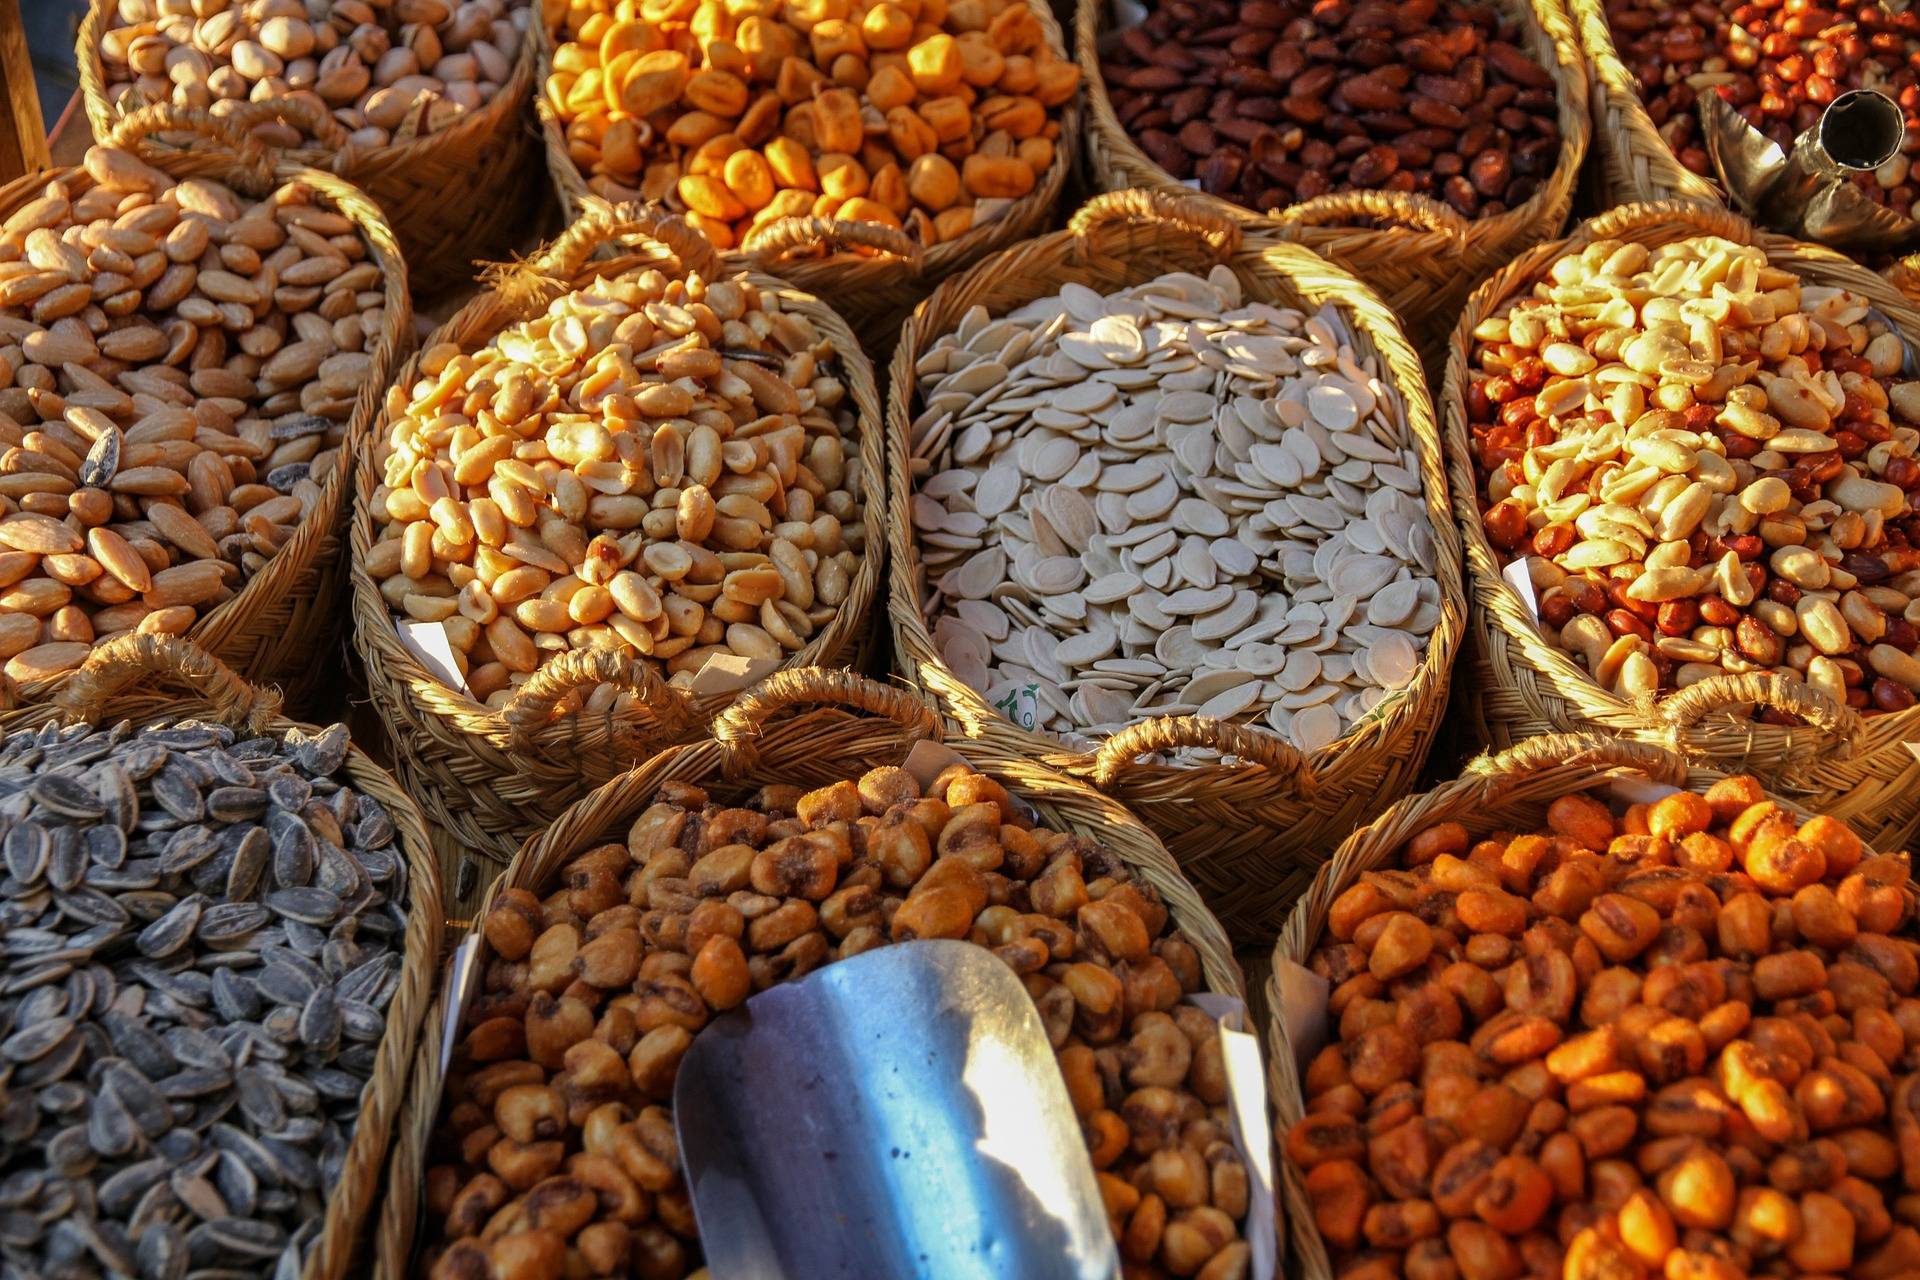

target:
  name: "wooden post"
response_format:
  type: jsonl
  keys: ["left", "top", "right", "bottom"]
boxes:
{"left": 0, "top": 0, "right": 50, "bottom": 183}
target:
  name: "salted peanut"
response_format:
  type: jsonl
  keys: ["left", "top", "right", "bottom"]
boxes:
{"left": 1470, "top": 237, "right": 1920, "bottom": 709}
{"left": 370, "top": 262, "right": 864, "bottom": 707}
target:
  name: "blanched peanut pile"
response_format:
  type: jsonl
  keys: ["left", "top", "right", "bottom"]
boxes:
{"left": 423, "top": 762, "right": 1252, "bottom": 1280}
{"left": 1468, "top": 235, "right": 1920, "bottom": 716}
{"left": 99, "top": 0, "right": 531, "bottom": 149}
{"left": 366, "top": 267, "right": 862, "bottom": 705}
{"left": 0, "top": 145, "right": 384, "bottom": 683}
{"left": 1287, "top": 777, "right": 1920, "bottom": 1280}
{"left": 544, "top": 0, "right": 1078, "bottom": 251}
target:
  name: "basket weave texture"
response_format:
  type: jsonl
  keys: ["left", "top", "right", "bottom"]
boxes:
{"left": 0, "top": 105, "right": 410, "bottom": 717}
{"left": 1262, "top": 732, "right": 1887, "bottom": 1280}
{"left": 1568, "top": 0, "right": 1731, "bottom": 209}
{"left": 532, "top": 0, "right": 1080, "bottom": 355}
{"left": 1075, "top": 0, "right": 1591, "bottom": 353}
{"left": 77, "top": 0, "right": 540, "bottom": 297}
{"left": 1444, "top": 198, "right": 1920, "bottom": 854}
{"left": 0, "top": 634, "right": 444, "bottom": 1280}
{"left": 350, "top": 201, "right": 885, "bottom": 914}
{"left": 368, "top": 665, "right": 1249, "bottom": 1279}
{"left": 886, "top": 189, "right": 1466, "bottom": 945}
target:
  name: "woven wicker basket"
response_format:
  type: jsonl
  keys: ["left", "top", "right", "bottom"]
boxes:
{"left": 369, "top": 665, "right": 1252, "bottom": 1280}
{"left": 0, "top": 633, "right": 443, "bottom": 1280}
{"left": 1076, "top": 0, "right": 1591, "bottom": 353}
{"left": 350, "top": 200, "right": 885, "bottom": 914}
{"left": 0, "top": 103, "right": 409, "bottom": 717}
{"left": 77, "top": 0, "right": 539, "bottom": 298}
{"left": 1445, "top": 198, "right": 1920, "bottom": 854}
{"left": 1261, "top": 731, "right": 1885, "bottom": 1280}
{"left": 532, "top": 0, "right": 1079, "bottom": 356}
{"left": 1569, "top": 0, "right": 1734, "bottom": 208}
{"left": 887, "top": 189, "right": 1467, "bottom": 946}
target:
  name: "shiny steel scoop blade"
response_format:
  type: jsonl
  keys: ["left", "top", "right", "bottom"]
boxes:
{"left": 673, "top": 939, "right": 1121, "bottom": 1280}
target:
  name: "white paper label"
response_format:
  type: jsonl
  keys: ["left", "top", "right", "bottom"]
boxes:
{"left": 1502, "top": 557, "right": 1541, "bottom": 626}
{"left": 990, "top": 681, "right": 1043, "bottom": 731}
{"left": 437, "top": 935, "right": 484, "bottom": 1080}
{"left": 1608, "top": 775, "right": 1683, "bottom": 804}
{"left": 397, "top": 620, "right": 471, "bottom": 697}
{"left": 1187, "top": 993, "right": 1279, "bottom": 1280}
{"left": 1905, "top": 741, "right": 1920, "bottom": 765}
{"left": 689, "top": 653, "right": 782, "bottom": 697}
{"left": 1273, "top": 958, "right": 1330, "bottom": 1072}
{"left": 1180, "top": 178, "right": 1205, "bottom": 191}
{"left": 902, "top": 738, "right": 969, "bottom": 788}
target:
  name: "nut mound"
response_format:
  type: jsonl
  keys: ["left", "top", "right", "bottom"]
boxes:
{"left": 0, "top": 145, "right": 387, "bottom": 685}
{"left": 422, "top": 761, "right": 1252, "bottom": 1279}
{"left": 1098, "top": 0, "right": 1561, "bottom": 218}
{"left": 1468, "top": 233, "right": 1920, "bottom": 713}
{"left": 545, "top": 0, "right": 1079, "bottom": 251}
{"left": 98, "top": 0, "right": 532, "bottom": 149}
{"left": 1287, "top": 774, "right": 1920, "bottom": 1279}
{"left": 366, "top": 266, "right": 864, "bottom": 707}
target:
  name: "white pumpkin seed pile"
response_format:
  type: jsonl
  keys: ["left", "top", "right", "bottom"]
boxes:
{"left": 910, "top": 268, "right": 1443, "bottom": 758}
{"left": 0, "top": 719, "right": 410, "bottom": 1280}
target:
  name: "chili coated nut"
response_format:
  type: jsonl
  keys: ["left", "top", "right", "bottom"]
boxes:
{"left": 424, "top": 760, "right": 1252, "bottom": 1279}
{"left": 1468, "top": 232, "right": 1920, "bottom": 714}
{"left": 366, "top": 260, "right": 864, "bottom": 707}
{"left": 544, "top": 0, "right": 1076, "bottom": 252}
{"left": 1290, "top": 773, "right": 1920, "bottom": 1279}
{"left": 1606, "top": 0, "right": 1920, "bottom": 215}
{"left": 1098, "top": 0, "right": 1562, "bottom": 217}
{"left": 0, "top": 144, "right": 386, "bottom": 681}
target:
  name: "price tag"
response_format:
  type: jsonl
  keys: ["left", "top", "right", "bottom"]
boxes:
{"left": 992, "top": 681, "right": 1042, "bottom": 730}
{"left": 1502, "top": 557, "right": 1541, "bottom": 626}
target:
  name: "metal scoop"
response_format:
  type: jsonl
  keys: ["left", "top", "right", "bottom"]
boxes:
{"left": 1702, "top": 86, "right": 1919, "bottom": 251}
{"left": 672, "top": 939, "right": 1120, "bottom": 1280}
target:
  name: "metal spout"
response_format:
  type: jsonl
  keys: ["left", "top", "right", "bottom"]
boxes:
{"left": 1817, "top": 89, "right": 1904, "bottom": 172}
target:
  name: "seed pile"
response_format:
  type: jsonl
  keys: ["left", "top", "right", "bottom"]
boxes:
{"left": 366, "top": 266, "right": 863, "bottom": 706}
{"left": 97, "top": 0, "right": 531, "bottom": 149}
{"left": 0, "top": 719, "right": 410, "bottom": 1280}
{"left": 0, "top": 143, "right": 389, "bottom": 684}
{"left": 1288, "top": 776, "right": 1920, "bottom": 1279}
{"left": 911, "top": 268, "right": 1441, "bottom": 757}
{"left": 1467, "top": 235, "right": 1920, "bottom": 712}
{"left": 422, "top": 761, "right": 1251, "bottom": 1279}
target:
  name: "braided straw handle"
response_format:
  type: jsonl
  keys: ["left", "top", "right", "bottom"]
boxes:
{"left": 497, "top": 647, "right": 689, "bottom": 748}
{"left": 1068, "top": 188, "right": 1242, "bottom": 259}
{"left": 543, "top": 197, "right": 726, "bottom": 284}
{"left": 1268, "top": 189, "right": 1469, "bottom": 240}
{"left": 1660, "top": 673, "right": 1866, "bottom": 760}
{"left": 55, "top": 634, "right": 283, "bottom": 733}
{"left": 1578, "top": 198, "right": 1757, "bottom": 246}
{"left": 103, "top": 103, "right": 279, "bottom": 193}
{"left": 742, "top": 215, "right": 923, "bottom": 267}
{"left": 1090, "top": 715, "right": 1318, "bottom": 793}
{"left": 713, "top": 668, "right": 940, "bottom": 776}
{"left": 1461, "top": 731, "right": 1690, "bottom": 799}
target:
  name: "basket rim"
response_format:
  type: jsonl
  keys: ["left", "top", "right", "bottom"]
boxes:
{"left": 369, "top": 669, "right": 1251, "bottom": 1280}
{"left": 531, "top": 0, "right": 1081, "bottom": 285}
{"left": 1073, "top": 0, "right": 1592, "bottom": 272}
{"left": 883, "top": 194, "right": 1468, "bottom": 798}
{"left": 1259, "top": 730, "right": 1895, "bottom": 1280}
{"left": 1566, "top": 0, "right": 1732, "bottom": 207}
{"left": 1440, "top": 197, "right": 1920, "bottom": 765}
{"left": 76, "top": 0, "right": 538, "bottom": 182}
{"left": 346, "top": 214, "right": 887, "bottom": 756}
{"left": 0, "top": 638, "right": 445, "bottom": 1280}
{"left": 0, "top": 147, "right": 411, "bottom": 704}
